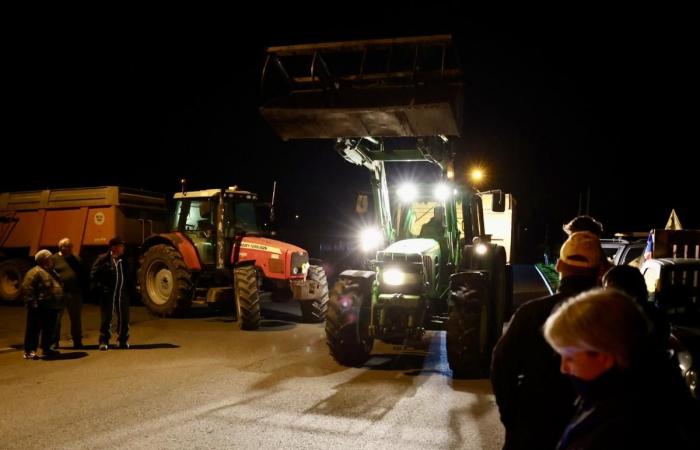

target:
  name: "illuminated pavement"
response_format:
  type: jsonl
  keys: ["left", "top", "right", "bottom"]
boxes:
{"left": 0, "top": 291, "right": 513, "bottom": 449}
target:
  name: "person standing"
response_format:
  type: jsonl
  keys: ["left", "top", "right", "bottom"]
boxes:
{"left": 544, "top": 288, "right": 698, "bottom": 449}
{"left": 22, "top": 249, "right": 64, "bottom": 359}
{"left": 491, "top": 231, "right": 603, "bottom": 450}
{"left": 51, "top": 238, "right": 85, "bottom": 349}
{"left": 90, "top": 237, "right": 130, "bottom": 350}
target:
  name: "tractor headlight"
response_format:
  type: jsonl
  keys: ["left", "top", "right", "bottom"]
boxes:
{"left": 433, "top": 183, "right": 451, "bottom": 201}
{"left": 476, "top": 243, "right": 488, "bottom": 255}
{"left": 383, "top": 267, "right": 407, "bottom": 286}
{"left": 397, "top": 183, "right": 418, "bottom": 203}
{"left": 360, "top": 227, "right": 383, "bottom": 252}
{"left": 686, "top": 369, "right": 698, "bottom": 399}
{"left": 292, "top": 267, "right": 299, "bottom": 275}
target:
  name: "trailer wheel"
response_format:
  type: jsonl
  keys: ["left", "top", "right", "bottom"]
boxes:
{"left": 447, "top": 273, "right": 491, "bottom": 378}
{"left": 300, "top": 265, "right": 329, "bottom": 323}
{"left": 139, "top": 244, "right": 193, "bottom": 317}
{"left": 325, "top": 280, "right": 373, "bottom": 367}
{"left": 235, "top": 265, "right": 260, "bottom": 330}
{"left": 0, "top": 259, "right": 31, "bottom": 303}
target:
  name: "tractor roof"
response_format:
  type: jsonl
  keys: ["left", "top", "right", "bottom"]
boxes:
{"left": 173, "top": 187, "right": 258, "bottom": 200}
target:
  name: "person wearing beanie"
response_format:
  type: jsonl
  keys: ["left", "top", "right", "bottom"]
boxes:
{"left": 21, "top": 249, "right": 64, "bottom": 359}
{"left": 90, "top": 237, "right": 131, "bottom": 350}
{"left": 491, "top": 231, "right": 603, "bottom": 450}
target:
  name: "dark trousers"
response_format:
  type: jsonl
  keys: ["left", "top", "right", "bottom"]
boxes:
{"left": 99, "top": 291, "right": 129, "bottom": 344}
{"left": 54, "top": 292, "right": 83, "bottom": 346}
{"left": 24, "top": 305, "right": 60, "bottom": 353}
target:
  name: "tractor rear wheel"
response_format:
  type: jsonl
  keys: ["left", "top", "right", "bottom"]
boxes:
{"left": 447, "top": 273, "right": 491, "bottom": 378}
{"left": 235, "top": 265, "right": 260, "bottom": 330}
{"left": 139, "top": 244, "right": 193, "bottom": 317}
{"left": 300, "top": 265, "right": 329, "bottom": 323}
{"left": 0, "top": 259, "right": 31, "bottom": 303}
{"left": 325, "top": 280, "right": 373, "bottom": 366}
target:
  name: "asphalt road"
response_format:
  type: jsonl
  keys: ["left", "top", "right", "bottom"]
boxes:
{"left": 0, "top": 266, "right": 547, "bottom": 449}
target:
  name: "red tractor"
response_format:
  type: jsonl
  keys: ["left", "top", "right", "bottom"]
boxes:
{"left": 138, "top": 186, "right": 329, "bottom": 328}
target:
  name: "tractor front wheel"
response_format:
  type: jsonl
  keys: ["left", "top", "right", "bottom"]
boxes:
{"left": 235, "top": 265, "right": 260, "bottom": 330}
{"left": 325, "top": 280, "right": 373, "bottom": 366}
{"left": 300, "top": 265, "right": 329, "bottom": 323}
{"left": 447, "top": 273, "right": 491, "bottom": 378}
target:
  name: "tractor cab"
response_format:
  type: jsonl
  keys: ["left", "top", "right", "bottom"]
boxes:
{"left": 172, "top": 187, "right": 262, "bottom": 267}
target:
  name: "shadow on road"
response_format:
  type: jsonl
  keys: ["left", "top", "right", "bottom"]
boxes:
{"left": 41, "top": 351, "right": 89, "bottom": 360}
{"left": 258, "top": 319, "right": 296, "bottom": 331}
{"left": 74, "top": 343, "right": 180, "bottom": 350}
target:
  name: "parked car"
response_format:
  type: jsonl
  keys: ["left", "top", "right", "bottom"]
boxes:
{"left": 641, "top": 257, "right": 700, "bottom": 400}
{"left": 601, "top": 234, "right": 647, "bottom": 266}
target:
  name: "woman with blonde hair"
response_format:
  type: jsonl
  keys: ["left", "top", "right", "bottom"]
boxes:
{"left": 544, "top": 288, "right": 697, "bottom": 449}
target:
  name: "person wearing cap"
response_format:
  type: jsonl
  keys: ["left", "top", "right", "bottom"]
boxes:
{"left": 90, "top": 237, "right": 131, "bottom": 350}
{"left": 491, "top": 231, "right": 603, "bottom": 450}
{"left": 562, "top": 214, "right": 611, "bottom": 280}
{"left": 21, "top": 249, "right": 64, "bottom": 359}
{"left": 51, "top": 238, "right": 87, "bottom": 349}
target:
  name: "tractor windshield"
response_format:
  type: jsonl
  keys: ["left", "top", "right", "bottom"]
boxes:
{"left": 172, "top": 198, "right": 215, "bottom": 233}
{"left": 391, "top": 183, "right": 453, "bottom": 241}
{"left": 172, "top": 198, "right": 266, "bottom": 236}
{"left": 225, "top": 200, "right": 265, "bottom": 236}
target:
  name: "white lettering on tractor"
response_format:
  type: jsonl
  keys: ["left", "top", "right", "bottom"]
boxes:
{"left": 240, "top": 241, "right": 282, "bottom": 254}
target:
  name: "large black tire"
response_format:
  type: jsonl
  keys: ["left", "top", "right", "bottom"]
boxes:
{"left": 447, "top": 272, "right": 491, "bottom": 378}
{"left": 0, "top": 259, "right": 31, "bottom": 303}
{"left": 325, "top": 279, "right": 373, "bottom": 367}
{"left": 138, "top": 244, "right": 193, "bottom": 317}
{"left": 235, "top": 265, "right": 260, "bottom": 330}
{"left": 300, "top": 265, "right": 329, "bottom": 323}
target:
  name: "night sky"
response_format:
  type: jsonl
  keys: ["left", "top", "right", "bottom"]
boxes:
{"left": 4, "top": 6, "right": 696, "bottom": 261}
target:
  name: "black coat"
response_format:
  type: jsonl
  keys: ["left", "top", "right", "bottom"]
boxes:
{"left": 90, "top": 252, "right": 131, "bottom": 303}
{"left": 491, "top": 276, "right": 599, "bottom": 450}
{"left": 557, "top": 353, "right": 699, "bottom": 450}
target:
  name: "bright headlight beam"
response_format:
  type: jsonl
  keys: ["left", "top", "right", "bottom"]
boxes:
{"left": 434, "top": 183, "right": 451, "bottom": 201}
{"left": 476, "top": 243, "right": 488, "bottom": 255}
{"left": 397, "top": 183, "right": 418, "bottom": 203}
{"left": 360, "top": 228, "right": 383, "bottom": 252}
{"left": 383, "top": 268, "right": 406, "bottom": 286}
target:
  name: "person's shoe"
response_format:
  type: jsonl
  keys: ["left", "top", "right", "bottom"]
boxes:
{"left": 118, "top": 341, "right": 130, "bottom": 350}
{"left": 23, "top": 351, "right": 37, "bottom": 360}
{"left": 42, "top": 348, "right": 60, "bottom": 358}
{"left": 99, "top": 343, "right": 109, "bottom": 351}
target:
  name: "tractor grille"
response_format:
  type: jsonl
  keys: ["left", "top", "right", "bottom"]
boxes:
{"left": 377, "top": 252, "right": 423, "bottom": 263}
{"left": 290, "top": 252, "right": 309, "bottom": 275}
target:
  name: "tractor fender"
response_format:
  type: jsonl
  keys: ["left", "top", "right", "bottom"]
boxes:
{"left": 142, "top": 233, "right": 201, "bottom": 271}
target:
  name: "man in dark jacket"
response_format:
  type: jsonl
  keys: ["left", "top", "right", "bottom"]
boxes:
{"left": 491, "top": 231, "right": 603, "bottom": 450}
{"left": 22, "top": 249, "right": 64, "bottom": 359}
{"left": 51, "top": 238, "right": 86, "bottom": 349}
{"left": 91, "top": 237, "right": 130, "bottom": 350}
{"left": 419, "top": 205, "right": 446, "bottom": 239}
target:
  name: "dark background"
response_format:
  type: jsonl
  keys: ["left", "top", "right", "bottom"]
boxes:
{"left": 3, "top": 5, "right": 696, "bottom": 262}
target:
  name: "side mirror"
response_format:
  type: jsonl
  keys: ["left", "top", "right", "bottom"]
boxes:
{"left": 492, "top": 190, "right": 505, "bottom": 212}
{"left": 355, "top": 194, "right": 369, "bottom": 215}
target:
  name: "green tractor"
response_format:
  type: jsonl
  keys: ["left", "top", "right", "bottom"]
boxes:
{"left": 260, "top": 35, "right": 512, "bottom": 377}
